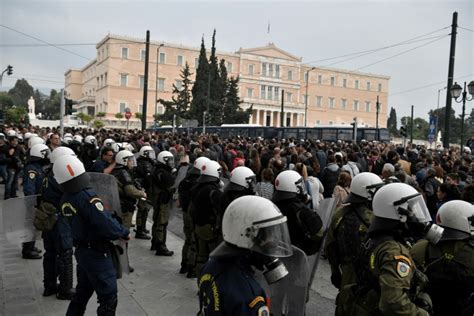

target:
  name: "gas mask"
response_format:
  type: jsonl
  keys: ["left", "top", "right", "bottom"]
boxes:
{"left": 250, "top": 252, "right": 289, "bottom": 284}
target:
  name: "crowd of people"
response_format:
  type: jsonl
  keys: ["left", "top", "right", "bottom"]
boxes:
{"left": 0, "top": 124, "right": 473, "bottom": 315}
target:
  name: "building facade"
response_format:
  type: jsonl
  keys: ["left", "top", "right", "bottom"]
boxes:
{"left": 65, "top": 34, "right": 389, "bottom": 129}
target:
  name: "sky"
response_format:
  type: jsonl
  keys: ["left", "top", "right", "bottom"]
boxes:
{"left": 0, "top": 0, "right": 473, "bottom": 122}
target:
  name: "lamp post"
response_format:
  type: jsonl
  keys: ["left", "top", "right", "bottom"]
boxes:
{"left": 304, "top": 67, "right": 316, "bottom": 127}
{"left": 450, "top": 81, "right": 474, "bottom": 149}
{"left": 154, "top": 43, "right": 164, "bottom": 130}
{"left": 435, "top": 86, "right": 446, "bottom": 146}
{"left": 375, "top": 95, "right": 380, "bottom": 141}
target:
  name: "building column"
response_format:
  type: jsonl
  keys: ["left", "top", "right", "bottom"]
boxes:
{"left": 269, "top": 110, "right": 273, "bottom": 127}
{"left": 288, "top": 112, "right": 293, "bottom": 127}
{"left": 256, "top": 109, "right": 260, "bottom": 125}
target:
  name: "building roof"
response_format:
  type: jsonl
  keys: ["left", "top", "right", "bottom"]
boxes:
{"left": 237, "top": 43, "right": 302, "bottom": 62}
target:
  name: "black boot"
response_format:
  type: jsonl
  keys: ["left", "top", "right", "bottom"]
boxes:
{"left": 97, "top": 297, "right": 118, "bottom": 316}
{"left": 155, "top": 244, "right": 174, "bottom": 256}
{"left": 43, "top": 284, "right": 58, "bottom": 297}
{"left": 22, "top": 241, "right": 42, "bottom": 259}
{"left": 135, "top": 228, "right": 151, "bottom": 240}
{"left": 179, "top": 264, "right": 187, "bottom": 274}
{"left": 57, "top": 250, "right": 75, "bottom": 300}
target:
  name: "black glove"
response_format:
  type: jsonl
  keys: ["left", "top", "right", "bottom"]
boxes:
{"left": 415, "top": 292, "right": 433, "bottom": 315}
{"left": 331, "top": 271, "right": 342, "bottom": 290}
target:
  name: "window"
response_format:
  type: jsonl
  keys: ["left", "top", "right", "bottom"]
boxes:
{"left": 157, "top": 78, "right": 165, "bottom": 92}
{"left": 286, "top": 92, "right": 293, "bottom": 102}
{"left": 330, "top": 77, "right": 335, "bottom": 86}
{"left": 365, "top": 101, "right": 371, "bottom": 112}
{"left": 120, "top": 74, "right": 128, "bottom": 87}
{"left": 378, "top": 83, "right": 382, "bottom": 92}
{"left": 329, "top": 97, "right": 335, "bottom": 109}
{"left": 96, "top": 77, "right": 99, "bottom": 88}
{"left": 140, "top": 49, "right": 146, "bottom": 61}
{"left": 274, "top": 87, "right": 280, "bottom": 100}
{"left": 195, "top": 58, "right": 199, "bottom": 68}
{"left": 304, "top": 72, "right": 308, "bottom": 83}
{"left": 262, "top": 63, "right": 267, "bottom": 76}
{"left": 269, "top": 64, "right": 274, "bottom": 78}
{"left": 315, "top": 120, "right": 321, "bottom": 125}
{"left": 275, "top": 65, "right": 280, "bottom": 78}
{"left": 177, "top": 55, "right": 183, "bottom": 66}
{"left": 316, "top": 96, "right": 322, "bottom": 108}
{"left": 175, "top": 80, "right": 183, "bottom": 90}
{"left": 104, "top": 72, "right": 107, "bottom": 85}
{"left": 100, "top": 74, "right": 104, "bottom": 87}
{"left": 227, "top": 62, "right": 233, "bottom": 73}
{"left": 248, "top": 64, "right": 254, "bottom": 75}
{"left": 353, "top": 100, "right": 359, "bottom": 111}
{"left": 288, "top": 70, "right": 293, "bottom": 80}
{"left": 261, "top": 85, "right": 266, "bottom": 99}
{"left": 329, "top": 121, "right": 334, "bottom": 125}
{"left": 247, "top": 88, "right": 254, "bottom": 98}
{"left": 341, "top": 99, "right": 347, "bottom": 109}
{"left": 355, "top": 80, "right": 359, "bottom": 89}
{"left": 139, "top": 75, "right": 145, "bottom": 89}
{"left": 318, "top": 75, "right": 322, "bottom": 84}
{"left": 121, "top": 47, "right": 128, "bottom": 59}
{"left": 267, "top": 86, "right": 273, "bottom": 100}
{"left": 159, "top": 52, "right": 166, "bottom": 64}
{"left": 343, "top": 78, "right": 347, "bottom": 88}
{"left": 367, "top": 81, "right": 371, "bottom": 91}
{"left": 119, "top": 102, "right": 126, "bottom": 113}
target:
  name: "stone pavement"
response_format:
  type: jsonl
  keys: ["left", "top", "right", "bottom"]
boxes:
{"left": 0, "top": 196, "right": 336, "bottom": 315}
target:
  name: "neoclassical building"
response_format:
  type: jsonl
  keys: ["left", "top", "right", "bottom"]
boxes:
{"left": 65, "top": 34, "right": 389, "bottom": 129}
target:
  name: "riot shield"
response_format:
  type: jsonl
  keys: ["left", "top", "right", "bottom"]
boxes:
{"left": 88, "top": 172, "right": 122, "bottom": 216}
{"left": 1, "top": 195, "right": 39, "bottom": 243}
{"left": 256, "top": 246, "right": 310, "bottom": 316}
{"left": 307, "top": 197, "right": 337, "bottom": 293}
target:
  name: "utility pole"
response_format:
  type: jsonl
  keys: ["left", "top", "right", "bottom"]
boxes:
{"left": 280, "top": 89, "right": 285, "bottom": 127}
{"left": 443, "top": 11, "right": 458, "bottom": 148}
{"left": 376, "top": 95, "right": 380, "bottom": 141}
{"left": 304, "top": 67, "right": 315, "bottom": 127}
{"left": 60, "top": 89, "right": 65, "bottom": 136}
{"left": 141, "top": 30, "right": 150, "bottom": 131}
{"left": 154, "top": 43, "right": 164, "bottom": 130}
{"left": 410, "top": 105, "right": 414, "bottom": 144}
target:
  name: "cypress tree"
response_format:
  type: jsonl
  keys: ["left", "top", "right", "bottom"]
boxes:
{"left": 190, "top": 37, "right": 210, "bottom": 125}
{"left": 387, "top": 107, "right": 398, "bottom": 136}
{"left": 222, "top": 76, "right": 251, "bottom": 124}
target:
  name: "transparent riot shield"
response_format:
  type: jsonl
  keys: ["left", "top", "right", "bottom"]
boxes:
{"left": 88, "top": 172, "right": 122, "bottom": 216}
{"left": 256, "top": 246, "right": 310, "bottom": 316}
{"left": 307, "top": 197, "right": 337, "bottom": 293}
{"left": 1, "top": 195, "right": 39, "bottom": 243}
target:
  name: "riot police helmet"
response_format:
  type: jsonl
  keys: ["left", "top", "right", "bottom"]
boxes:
{"left": 30, "top": 143, "right": 50, "bottom": 160}
{"left": 346, "top": 172, "right": 384, "bottom": 203}
{"left": 73, "top": 135, "right": 83, "bottom": 143}
{"left": 103, "top": 138, "right": 115, "bottom": 148}
{"left": 139, "top": 145, "right": 156, "bottom": 160}
{"left": 436, "top": 200, "right": 474, "bottom": 241}
{"left": 50, "top": 146, "right": 76, "bottom": 164}
{"left": 157, "top": 150, "right": 174, "bottom": 167}
{"left": 53, "top": 155, "right": 90, "bottom": 193}
{"left": 84, "top": 135, "right": 97, "bottom": 145}
{"left": 28, "top": 136, "right": 45, "bottom": 148}
{"left": 115, "top": 150, "right": 136, "bottom": 167}
{"left": 190, "top": 156, "right": 210, "bottom": 175}
{"left": 273, "top": 170, "right": 306, "bottom": 202}
{"left": 198, "top": 160, "right": 221, "bottom": 183}
{"left": 228, "top": 166, "right": 256, "bottom": 192}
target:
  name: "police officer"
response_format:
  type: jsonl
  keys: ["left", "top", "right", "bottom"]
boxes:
{"left": 217, "top": 166, "right": 256, "bottom": 238}
{"left": 69, "top": 135, "right": 83, "bottom": 156}
{"left": 198, "top": 195, "right": 293, "bottom": 316}
{"left": 80, "top": 135, "right": 99, "bottom": 171}
{"left": 342, "top": 183, "right": 442, "bottom": 315}
{"left": 272, "top": 170, "right": 324, "bottom": 256}
{"left": 22, "top": 143, "right": 50, "bottom": 259}
{"left": 53, "top": 155, "right": 129, "bottom": 315}
{"left": 133, "top": 145, "right": 156, "bottom": 240}
{"left": 411, "top": 200, "right": 474, "bottom": 316}
{"left": 38, "top": 146, "right": 76, "bottom": 299}
{"left": 150, "top": 150, "right": 176, "bottom": 256}
{"left": 325, "top": 172, "right": 384, "bottom": 290}
{"left": 111, "top": 150, "right": 146, "bottom": 230}
{"left": 177, "top": 156, "right": 210, "bottom": 275}
{"left": 189, "top": 160, "right": 223, "bottom": 276}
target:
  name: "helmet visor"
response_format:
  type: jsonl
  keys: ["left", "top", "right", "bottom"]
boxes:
{"left": 163, "top": 155, "right": 174, "bottom": 167}
{"left": 145, "top": 150, "right": 156, "bottom": 160}
{"left": 295, "top": 177, "right": 306, "bottom": 195}
{"left": 125, "top": 155, "right": 137, "bottom": 168}
{"left": 366, "top": 182, "right": 385, "bottom": 200}
{"left": 250, "top": 215, "right": 293, "bottom": 258}
{"left": 395, "top": 193, "right": 432, "bottom": 223}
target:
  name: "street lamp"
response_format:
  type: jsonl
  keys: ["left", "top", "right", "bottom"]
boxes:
{"left": 450, "top": 81, "right": 474, "bottom": 148}
{"left": 154, "top": 43, "right": 164, "bottom": 130}
{"left": 304, "top": 67, "right": 316, "bottom": 127}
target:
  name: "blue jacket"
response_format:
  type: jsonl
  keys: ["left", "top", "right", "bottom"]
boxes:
{"left": 60, "top": 189, "right": 129, "bottom": 243}
{"left": 23, "top": 161, "right": 45, "bottom": 196}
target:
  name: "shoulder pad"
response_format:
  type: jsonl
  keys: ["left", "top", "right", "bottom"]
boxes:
{"left": 89, "top": 196, "right": 105, "bottom": 212}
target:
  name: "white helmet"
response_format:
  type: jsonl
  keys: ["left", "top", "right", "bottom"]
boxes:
{"left": 62, "top": 136, "right": 73, "bottom": 144}
{"left": 347, "top": 172, "right": 384, "bottom": 203}
{"left": 115, "top": 150, "right": 135, "bottom": 167}
{"left": 191, "top": 156, "right": 210, "bottom": 174}
{"left": 104, "top": 138, "right": 115, "bottom": 148}
{"left": 73, "top": 135, "right": 83, "bottom": 143}
{"left": 50, "top": 146, "right": 76, "bottom": 164}
{"left": 139, "top": 146, "right": 156, "bottom": 160}
{"left": 220, "top": 195, "right": 292, "bottom": 257}
{"left": 157, "top": 150, "right": 174, "bottom": 167}
{"left": 64, "top": 133, "right": 73, "bottom": 138}
{"left": 229, "top": 166, "right": 256, "bottom": 191}
{"left": 436, "top": 200, "right": 474, "bottom": 240}
{"left": 372, "top": 183, "right": 431, "bottom": 222}
{"left": 0, "top": 133, "right": 5, "bottom": 139}
{"left": 53, "top": 155, "right": 85, "bottom": 184}
{"left": 111, "top": 142, "right": 124, "bottom": 153}
{"left": 30, "top": 144, "right": 50, "bottom": 160}
{"left": 121, "top": 142, "right": 135, "bottom": 152}
{"left": 84, "top": 135, "right": 97, "bottom": 145}
{"left": 199, "top": 160, "right": 222, "bottom": 183}
{"left": 28, "top": 136, "right": 45, "bottom": 148}
{"left": 463, "top": 146, "right": 471, "bottom": 154}
{"left": 7, "top": 130, "right": 17, "bottom": 138}
{"left": 274, "top": 170, "right": 306, "bottom": 201}
{"left": 24, "top": 132, "right": 32, "bottom": 140}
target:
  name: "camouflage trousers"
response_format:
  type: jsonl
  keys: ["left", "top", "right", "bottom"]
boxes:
{"left": 194, "top": 224, "right": 219, "bottom": 276}
{"left": 151, "top": 202, "right": 170, "bottom": 246}
{"left": 181, "top": 211, "right": 195, "bottom": 269}
{"left": 136, "top": 199, "right": 151, "bottom": 231}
